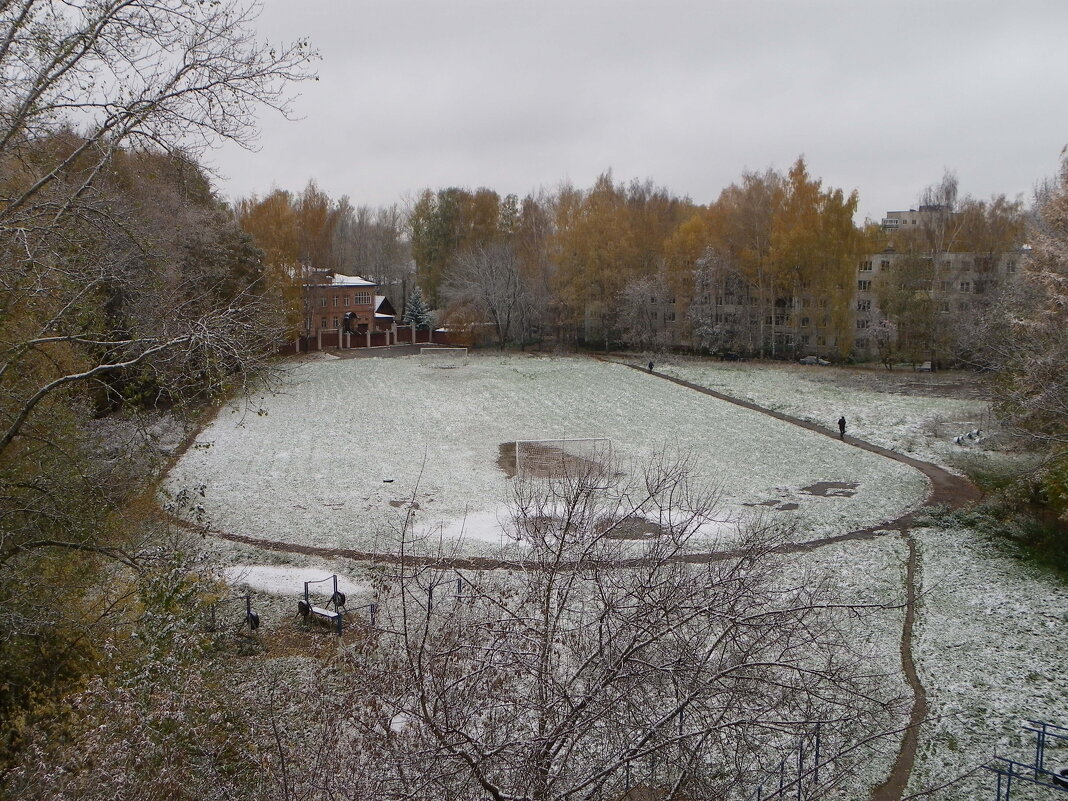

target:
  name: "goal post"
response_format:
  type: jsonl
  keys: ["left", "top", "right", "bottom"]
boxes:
{"left": 420, "top": 347, "right": 469, "bottom": 368}
{"left": 514, "top": 438, "right": 613, "bottom": 480}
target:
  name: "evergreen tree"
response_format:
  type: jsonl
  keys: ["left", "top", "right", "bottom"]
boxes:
{"left": 404, "top": 286, "right": 433, "bottom": 329}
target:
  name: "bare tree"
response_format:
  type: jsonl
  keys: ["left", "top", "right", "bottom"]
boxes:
{"left": 333, "top": 201, "right": 412, "bottom": 306}
{"left": 339, "top": 453, "right": 900, "bottom": 801}
{"left": 688, "top": 249, "right": 757, "bottom": 355}
{"left": 616, "top": 272, "right": 673, "bottom": 351}
{"left": 443, "top": 240, "right": 531, "bottom": 348}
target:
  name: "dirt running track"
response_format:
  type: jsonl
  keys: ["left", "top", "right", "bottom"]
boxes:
{"left": 200, "top": 356, "right": 983, "bottom": 801}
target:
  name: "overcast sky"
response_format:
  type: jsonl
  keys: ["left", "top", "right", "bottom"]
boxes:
{"left": 208, "top": 0, "right": 1068, "bottom": 223}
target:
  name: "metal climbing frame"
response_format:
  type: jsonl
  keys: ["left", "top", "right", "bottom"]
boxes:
{"left": 207, "top": 593, "right": 259, "bottom": 633}
{"left": 426, "top": 575, "right": 466, "bottom": 614}
{"left": 744, "top": 724, "right": 827, "bottom": 801}
{"left": 299, "top": 574, "right": 346, "bottom": 635}
{"left": 986, "top": 720, "right": 1068, "bottom": 800}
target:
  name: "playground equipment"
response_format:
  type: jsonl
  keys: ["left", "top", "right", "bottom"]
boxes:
{"left": 986, "top": 720, "right": 1068, "bottom": 799}
{"left": 296, "top": 574, "right": 347, "bottom": 635}
{"left": 207, "top": 594, "right": 260, "bottom": 634}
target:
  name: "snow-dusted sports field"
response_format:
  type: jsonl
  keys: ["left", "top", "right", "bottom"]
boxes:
{"left": 181, "top": 351, "right": 1068, "bottom": 797}
{"left": 658, "top": 358, "right": 992, "bottom": 472}
{"left": 167, "top": 353, "right": 927, "bottom": 555}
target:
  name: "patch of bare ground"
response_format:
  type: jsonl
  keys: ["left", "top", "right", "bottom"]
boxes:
{"left": 497, "top": 441, "right": 616, "bottom": 480}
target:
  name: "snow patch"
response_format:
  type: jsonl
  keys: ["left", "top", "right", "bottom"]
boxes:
{"left": 223, "top": 565, "right": 368, "bottom": 597}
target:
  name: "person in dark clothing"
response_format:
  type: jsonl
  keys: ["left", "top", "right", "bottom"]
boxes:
{"left": 838, "top": 416, "right": 846, "bottom": 439}
{"left": 648, "top": 361, "right": 654, "bottom": 372}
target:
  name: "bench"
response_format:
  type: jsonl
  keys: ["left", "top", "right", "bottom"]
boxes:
{"left": 297, "top": 599, "right": 344, "bottom": 633}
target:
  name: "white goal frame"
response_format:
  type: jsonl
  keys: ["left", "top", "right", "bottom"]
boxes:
{"left": 420, "top": 347, "right": 469, "bottom": 368}
{"left": 514, "top": 438, "right": 613, "bottom": 480}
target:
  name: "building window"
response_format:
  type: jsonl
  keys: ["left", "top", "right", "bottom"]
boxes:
{"left": 800, "top": 334, "right": 810, "bottom": 346}
{"left": 319, "top": 297, "right": 327, "bottom": 307}
{"left": 960, "top": 281, "right": 971, "bottom": 293}
{"left": 858, "top": 280, "right": 871, "bottom": 291}
{"left": 1006, "top": 261, "right": 1017, "bottom": 273}
{"left": 801, "top": 317, "right": 810, "bottom": 327}
{"left": 859, "top": 260, "right": 873, "bottom": 272}
{"left": 857, "top": 319, "right": 870, "bottom": 329}
{"left": 665, "top": 311, "right": 676, "bottom": 322}
{"left": 857, "top": 299, "right": 871, "bottom": 311}
{"left": 855, "top": 337, "right": 868, "bottom": 349}
{"left": 332, "top": 316, "right": 339, "bottom": 327}
{"left": 669, "top": 297, "right": 676, "bottom": 304}
{"left": 333, "top": 295, "right": 339, "bottom": 307}
{"left": 344, "top": 295, "right": 351, "bottom": 306}
{"left": 650, "top": 296, "right": 657, "bottom": 304}
{"left": 880, "top": 260, "right": 890, "bottom": 270}
{"left": 320, "top": 317, "right": 327, "bottom": 328}
{"left": 962, "top": 261, "right": 972, "bottom": 271}
{"left": 652, "top": 311, "right": 658, "bottom": 321}
{"left": 938, "top": 301, "right": 950, "bottom": 312}
{"left": 355, "top": 291, "right": 371, "bottom": 305}
{"left": 939, "top": 280, "right": 951, "bottom": 292}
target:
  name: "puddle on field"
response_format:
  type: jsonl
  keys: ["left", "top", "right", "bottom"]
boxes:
{"left": 598, "top": 516, "right": 668, "bottom": 540}
{"left": 743, "top": 499, "right": 800, "bottom": 511}
{"left": 744, "top": 481, "right": 859, "bottom": 509}
{"left": 800, "top": 481, "right": 859, "bottom": 498}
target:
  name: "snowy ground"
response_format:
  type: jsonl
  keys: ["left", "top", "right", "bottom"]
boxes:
{"left": 166, "top": 353, "right": 927, "bottom": 555}
{"left": 167, "top": 352, "right": 1066, "bottom": 798}
{"left": 908, "top": 526, "right": 1068, "bottom": 797}
{"left": 656, "top": 358, "right": 994, "bottom": 472}
{"left": 221, "top": 565, "right": 368, "bottom": 598}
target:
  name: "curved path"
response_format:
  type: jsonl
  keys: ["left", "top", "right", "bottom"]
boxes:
{"left": 199, "top": 356, "right": 982, "bottom": 800}
{"left": 620, "top": 360, "right": 980, "bottom": 801}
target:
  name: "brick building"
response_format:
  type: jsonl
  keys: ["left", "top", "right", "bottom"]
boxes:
{"left": 302, "top": 271, "right": 395, "bottom": 336}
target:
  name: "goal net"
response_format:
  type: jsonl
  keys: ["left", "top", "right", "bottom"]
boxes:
{"left": 421, "top": 347, "right": 468, "bottom": 368}
{"left": 514, "top": 438, "right": 613, "bottom": 480}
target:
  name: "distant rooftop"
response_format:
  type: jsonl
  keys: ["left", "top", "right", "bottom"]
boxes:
{"left": 305, "top": 270, "right": 375, "bottom": 288}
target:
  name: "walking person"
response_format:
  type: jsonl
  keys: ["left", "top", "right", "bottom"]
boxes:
{"left": 838, "top": 416, "right": 846, "bottom": 440}
{"left": 648, "top": 360, "right": 654, "bottom": 372}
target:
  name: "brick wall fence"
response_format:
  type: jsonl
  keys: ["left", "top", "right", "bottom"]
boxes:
{"left": 282, "top": 326, "right": 452, "bottom": 355}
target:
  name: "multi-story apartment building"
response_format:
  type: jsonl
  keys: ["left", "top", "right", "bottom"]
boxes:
{"left": 852, "top": 248, "right": 1022, "bottom": 360}
{"left": 879, "top": 205, "right": 944, "bottom": 232}
{"left": 644, "top": 208, "right": 1024, "bottom": 362}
